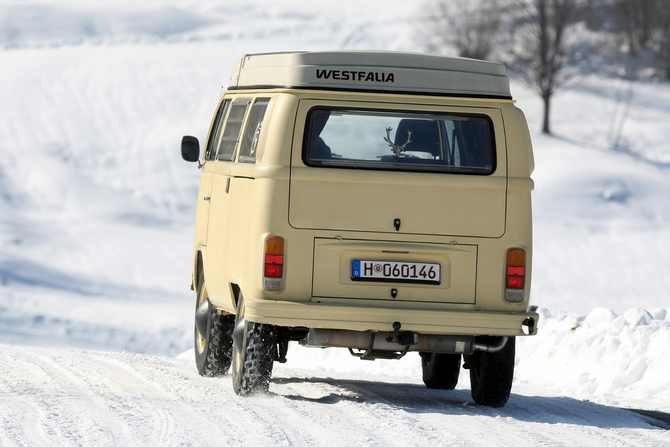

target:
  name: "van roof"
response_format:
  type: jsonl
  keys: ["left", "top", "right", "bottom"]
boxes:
{"left": 227, "top": 51, "right": 511, "bottom": 99}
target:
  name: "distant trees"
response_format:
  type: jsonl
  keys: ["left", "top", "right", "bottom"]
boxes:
{"left": 614, "top": 0, "right": 655, "bottom": 57}
{"left": 612, "top": 0, "right": 670, "bottom": 78}
{"left": 655, "top": 10, "right": 670, "bottom": 77}
{"left": 422, "top": 0, "right": 670, "bottom": 134}
{"left": 423, "top": 0, "right": 503, "bottom": 61}
{"left": 424, "top": 0, "right": 581, "bottom": 135}
{"left": 508, "top": 0, "right": 580, "bottom": 134}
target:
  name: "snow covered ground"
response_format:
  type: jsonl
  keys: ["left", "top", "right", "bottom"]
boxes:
{"left": 1, "top": 0, "right": 669, "bottom": 445}
{"left": 2, "top": 344, "right": 669, "bottom": 447}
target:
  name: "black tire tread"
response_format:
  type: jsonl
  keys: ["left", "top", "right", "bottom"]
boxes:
{"left": 198, "top": 310, "right": 234, "bottom": 377}
{"left": 237, "top": 322, "right": 276, "bottom": 395}
{"left": 231, "top": 291, "right": 277, "bottom": 396}
{"left": 194, "top": 271, "right": 234, "bottom": 377}
{"left": 421, "top": 352, "right": 462, "bottom": 390}
{"left": 469, "top": 336, "right": 515, "bottom": 408}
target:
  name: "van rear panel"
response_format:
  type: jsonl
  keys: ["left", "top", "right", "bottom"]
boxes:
{"left": 287, "top": 98, "right": 509, "bottom": 307}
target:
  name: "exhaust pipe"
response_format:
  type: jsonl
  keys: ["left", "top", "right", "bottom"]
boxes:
{"left": 472, "top": 336, "right": 508, "bottom": 353}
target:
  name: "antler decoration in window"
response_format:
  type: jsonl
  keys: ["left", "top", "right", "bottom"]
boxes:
{"left": 383, "top": 127, "right": 412, "bottom": 156}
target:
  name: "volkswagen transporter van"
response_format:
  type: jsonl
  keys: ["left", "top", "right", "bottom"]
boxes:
{"left": 181, "top": 51, "right": 537, "bottom": 407}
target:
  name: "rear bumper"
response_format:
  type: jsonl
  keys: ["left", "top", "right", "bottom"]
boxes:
{"left": 244, "top": 299, "right": 539, "bottom": 336}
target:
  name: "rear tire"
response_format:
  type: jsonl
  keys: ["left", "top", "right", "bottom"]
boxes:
{"left": 231, "top": 291, "right": 276, "bottom": 396}
{"left": 469, "top": 336, "right": 515, "bottom": 408}
{"left": 194, "top": 271, "right": 234, "bottom": 376}
{"left": 420, "top": 353, "right": 461, "bottom": 390}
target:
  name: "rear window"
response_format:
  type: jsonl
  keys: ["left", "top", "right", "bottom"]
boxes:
{"left": 303, "top": 108, "right": 495, "bottom": 174}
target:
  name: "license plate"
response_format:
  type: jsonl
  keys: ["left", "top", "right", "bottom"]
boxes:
{"left": 351, "top": 260, "right": 441, "bottom": 285}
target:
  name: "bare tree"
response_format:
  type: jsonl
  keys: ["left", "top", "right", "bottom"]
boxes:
{"left": 508, "top": 0, "right": 580, "bottom": 134}
{"left": 423, "top": 0, "right": 503, "bottom": 60}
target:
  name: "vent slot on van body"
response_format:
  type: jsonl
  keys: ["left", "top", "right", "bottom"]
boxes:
{"left": 312, "top": 238, "right": 477, "bottom": 304}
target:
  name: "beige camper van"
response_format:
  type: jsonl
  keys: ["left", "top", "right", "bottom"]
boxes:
{"left": 181, "top": 51, "right": 537, "bottom": 407}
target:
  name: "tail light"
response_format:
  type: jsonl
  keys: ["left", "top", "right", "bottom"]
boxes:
{"left": 263, "top": 236, "right": 284, "bottom": 291}
{"left": 505, "top": 248, "right": 525, "bottom": 303}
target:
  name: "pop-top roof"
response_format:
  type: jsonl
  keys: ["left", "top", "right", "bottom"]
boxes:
{"left": 227, "top": 51, "right": 511, "bottom": 99}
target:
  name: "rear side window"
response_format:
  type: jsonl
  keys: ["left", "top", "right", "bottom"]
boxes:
{"left": 238, "top": 98, "right": 270, "bottom": 164}
{"left": 216, "top": 98, "right": 251, "bottom": 161}
{"left": 303, "top": 108, "right": 495, "bottom": 174}
{"left": 205, "top": 100, "right": 230, "bottom": 161}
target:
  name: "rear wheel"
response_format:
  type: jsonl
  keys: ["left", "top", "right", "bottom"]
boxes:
{"left": 420, "top": 353, "right": 461, "bottom": 390}
{"left": 231, "top": 291, "right": 276, "bottom": 396}
{"left": 469, "top": 336, "right": 515, "bottom": 408}
{"left": 194, "top": 270, "right": 234, "bottom": 376}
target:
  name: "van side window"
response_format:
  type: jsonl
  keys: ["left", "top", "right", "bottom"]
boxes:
{"left": 304, "top": 108, "right": 495, "bottom": 175}
{"left": 238, "top": 98, "right": 271, "bottom": 164}
{"left": 216, "top": 98, "right": 251, "bottom": 161}
{"left": 205, "top": 100, "right": 230, "bottom": 161}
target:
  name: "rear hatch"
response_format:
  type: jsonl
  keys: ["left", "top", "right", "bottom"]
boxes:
{"left": 289, "top": 99, "right": 508, "bottom": 302}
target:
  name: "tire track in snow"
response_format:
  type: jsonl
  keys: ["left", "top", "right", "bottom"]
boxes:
{"left": 46, "top": 350, "right": 227, "bottom": 445}
{"left": 0, "top": 375, "right": 52, "bottom": 446}
{"left": 0, "top": 350, "right": 44, "bottom": 445}
{"left": 0, "top": 348, "right": 122, "bottom": 445}
{"left": 86, "top": 351, "right": 307, "bottom": 446}
{"left": 274, "top": 375, "right": 490, "bottom": 447}
{"left": 12, "top": 349, "right": 134, "bottom": 446}
{"left": 265, "top": 377, "right": 368, "bottom": 446}
{"left": 92, "top": 352, "right": 270, "bottom": 445}
{"left": 268, "top": 374, "right": 492, "bottom": 446}
{"left": 83, "top": 354, "right": 185, "bottom": 445}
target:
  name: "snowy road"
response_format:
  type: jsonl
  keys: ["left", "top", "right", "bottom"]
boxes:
{"left": 1, "top": 344, "right": 668, "bottom": 447}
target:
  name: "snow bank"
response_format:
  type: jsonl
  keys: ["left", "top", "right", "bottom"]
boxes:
{"left": 272, "top": 306, "right": 670, "bottom": 412}
{"left": 516, "top": 307, "right": 670, "bottom": 411}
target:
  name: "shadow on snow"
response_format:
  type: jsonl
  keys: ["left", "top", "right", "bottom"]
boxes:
{"left": 271, "top": 376, "right": 669, "bottom": 431}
